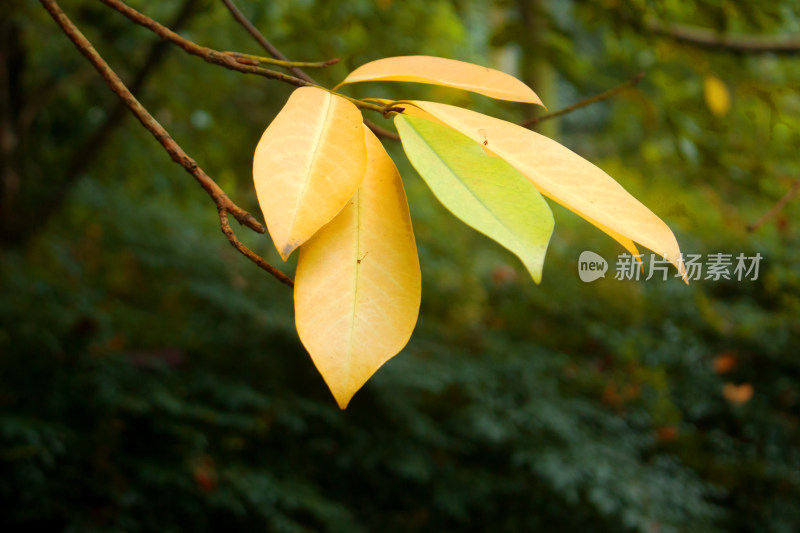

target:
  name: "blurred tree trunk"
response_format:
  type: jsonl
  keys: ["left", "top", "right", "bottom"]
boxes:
{"left": 0, "top": 19, "right": 23, "bottom": 243}
{"left": 517, "top": 0, "right": 558, "bottom": 139}
{"left": 0, "top": 0, "right": 199, "bottom": 247}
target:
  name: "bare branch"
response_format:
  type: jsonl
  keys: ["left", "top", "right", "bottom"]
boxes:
{"left": 364, "top": 121, "right": 401, "bottom": 141}
{"left": 98, "top": 0, "right": 391, "bottom": 116}
{"left": 219, "top": 0, "right": 400, "bottom": 141}
{"left": 65, "top": 0, "right": 200, "bottom": 188}
{"left": 219, "top": 0, "right": 316, "bottom": 84}
{"left": 522, "top": 72, "right": 645, "bottom": 128}
{"left": 222, "top": 51, "right": 340, "bottom": 70}
{"left": 40, "top": 0, "right": 293, "bottom": 288}
{"left": 219, "top": 209, "right": 294, "bottom": 287}
{"left": 98, "top": 0, "right": 309, "bottom": 86}
{"left": 747, "top": 180, "right": 800, "bottom": 232}
{"left": 645, "top": 19, "right": 800, "bottom": 55}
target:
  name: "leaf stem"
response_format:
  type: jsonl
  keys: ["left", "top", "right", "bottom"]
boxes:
{"left": 222, "top": 51, "right": 340, "bottom": 69}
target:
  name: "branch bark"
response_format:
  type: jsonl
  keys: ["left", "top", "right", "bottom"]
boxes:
{"left": 64, "top": 0, "right": 200, "bottom": 190}
{"left": 645, "top": 19, "right": 800, "bottom": 55}
{"left": 219, "top": 0, "right": 400, "bottom": 141}
{"left": 219, "top": 0, "right": 316, "bottom": 85}
{"left": 747, "top": 180, "right": 800, "bottom": 232}
{"left": 97, "top": 0, "right": 308, "bottom": 87}
{"left": 98, "top": 0, "right": 393, "bottom": 117}
{"left": 40, "top": 0, "right": 293, "bottom": 288}
{"left": 522, "top": 72, "right": 645, "bottom": 128}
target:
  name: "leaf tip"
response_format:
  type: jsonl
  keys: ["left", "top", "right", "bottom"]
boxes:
{"left": 279, "top": 241, "right": 298, "bottom": 262}
{"left": 523, "top": 257, "right": 546, "bottom": 285}
{"left": 322, "top": 375, "right": 361, "bottom": 410}
{"left": 333, "top": 392, "right": 353, "bottom": 410}
{"left": 528, "top": 93, "right": 547, "bottom": 109}
{"left": 666, "top": 252, "right": 689, "bottom": 285}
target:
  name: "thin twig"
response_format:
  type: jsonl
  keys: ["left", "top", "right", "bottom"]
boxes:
{"left": 522, "top": 72, "right": 645, "bottom": 128}
{"left": 218, "top": 0, "right": 400, "bottom": 140}
{"left": 99, "top": 0, "right": 391, "bottom": 116}
{"left": 363, "top": 121, "right": 400, "bottom": 141}
{"left": 645, "top": 19, "right": 800, "bottom": 55}
{"left": 747, "top": 180, "right": 800, "bottom": 232}
{"left": 99, "top": 0, "right": 307, "bottom": 86}
{"left": 219, "top": 209, "right": 293, "bottom": 287}
{"left": 40, "top": 0, "right": 294, "bottom": 288}
{"left": 65, "top": 0, "right": 200, "bottom": 188}
{"left": 223, "top": 51, "right": 340, "bottom": 69}
{"left": 218, "top": 0, "right": 316, "bottom": 84}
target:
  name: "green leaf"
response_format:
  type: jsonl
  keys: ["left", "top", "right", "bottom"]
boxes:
{"left": 395, "top": 114, "right": 554, "bottom": 283}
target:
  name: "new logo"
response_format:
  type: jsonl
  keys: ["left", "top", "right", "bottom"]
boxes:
{"left": 578, "top": 251, "right": 608, "bottom": 282}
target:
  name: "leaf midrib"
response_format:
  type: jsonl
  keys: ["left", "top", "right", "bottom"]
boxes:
{"left": 287, "top": 92, "right": 334, "bottom": 238}
{"left": 404, "top": 119, "right": 539, "bottom": 259}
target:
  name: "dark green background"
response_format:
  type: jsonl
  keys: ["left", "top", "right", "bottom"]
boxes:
{"left": 2, "top": 0, "right": 799, "bottom": 531}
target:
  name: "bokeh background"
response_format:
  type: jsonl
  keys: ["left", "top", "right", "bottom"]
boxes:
{"left": 2, "top": 0, "right": 799, "bottom": 531}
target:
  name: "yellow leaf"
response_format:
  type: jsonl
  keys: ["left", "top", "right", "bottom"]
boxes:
{"left": 582, "top": 216, "right": 642, "bottom": 267}
{"left": 704, "top": 75, "right": 731, "bottom": 117}
{"left": 294, "top": 129, "right": 421, "bottom": 409}
{"left": 408, "top": 101, "right": 686, "bottom": 279}
{"left": 335, "top": 55, "right": 543, "bottom": 105}
{"left": 253, "top": 87, "right": 366, "bottom": 260}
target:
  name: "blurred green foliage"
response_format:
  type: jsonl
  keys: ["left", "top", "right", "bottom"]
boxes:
{"left": 1, "top": 0, "right": 799, "bottom": 531}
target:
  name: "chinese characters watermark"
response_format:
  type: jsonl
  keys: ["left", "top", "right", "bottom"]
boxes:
{"left": 578, "top": 251, "right": 762, "bottom": 283}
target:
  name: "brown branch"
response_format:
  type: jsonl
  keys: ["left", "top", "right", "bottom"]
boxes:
{"left": 40, "top": 0, "right": 293, "bottom": 288}
{"left": 222, "top": 51, "right": 340, "bottom": 69}
{"left": 522, "top": 72, "right": 645, "bottom": 128}
{"left": 99, "top": 0, "right": 308, "bottom": 87}
{"left": 219, "top": 0, "right": 400, "bottom": 141}
{"left": 219, "top": 0, "right": 316, "bottom": 84}
{"left": 219, "top": 209, "right": 293, "bottom": 287}
{"left": 747, "top": 180, "right": 800, "bottom": 232}
{"left": 98, "top": 0, "right": 391, "bottom": 116}
{"left": 363, "top": 120, "right": 400, "bottom": 141}
{"left": 645, "top": 19, "right": 800, "bottom": 55}
{"left": 65, "top": 0, "right": 200, "bottom": 188}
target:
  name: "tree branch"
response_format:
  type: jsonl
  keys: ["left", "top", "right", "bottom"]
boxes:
{"left": 64, "top": 0, "right": 200, "bottom": 189}
{"left": 40, "top": 0, "right": 293, "bottom": 288}
{"left": 218, "top": 0, "right": 400, "bottom": 141}
{"left": 98, "top": 0, "right": 393, "bottom": 116}
{"left": 522, "top": 72, "right": 645, "bottom": 128}
{"left": 98, "top": 0, "right": 307, "bottom": 86}
{"left": 747, "top": 179, "right": 800, "bottom": 232}
{"left": 219, "top": 209, "right": 292, "bottom": 286}
{"left": 222, "top": 51, "right": 340, "bottom": 70}
{"left": 645, "top": 19, "right": 800, "bottom": 55}
{"left": 219, "top": 0, "right": 316, "bottom": 85}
